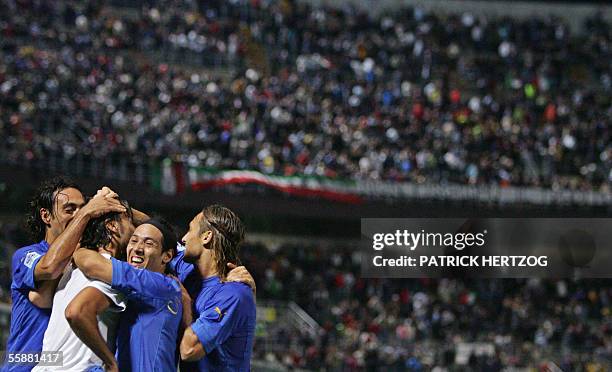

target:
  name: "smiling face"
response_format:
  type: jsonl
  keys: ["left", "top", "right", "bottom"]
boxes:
{"left": 126, "top": 223, "right": 172, "bottom": 273}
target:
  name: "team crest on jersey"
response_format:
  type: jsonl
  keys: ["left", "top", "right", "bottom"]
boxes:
{"left": 23, "top": 251, "right": 41, "bottom": 269}
{"left": 167, "top": 300, "right": 179, "bottom": 315}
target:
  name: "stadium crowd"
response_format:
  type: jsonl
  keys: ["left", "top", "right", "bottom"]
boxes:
{"left": 0, "top": 0, "right": 610, "bottom": 191}
{"left": 243, "top": 242, "right": 611, "bottom": 370}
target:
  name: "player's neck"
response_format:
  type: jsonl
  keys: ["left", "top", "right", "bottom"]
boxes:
{"left": 44, "top": 229, "right": 59, "bottom": 245}
{"left": 195, "top": 257, "right": 218, "bottom": 279}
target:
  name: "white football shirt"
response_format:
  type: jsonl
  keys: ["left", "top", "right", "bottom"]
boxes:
{"left": 32, "top": 254, "right": 126, "bottom": 372}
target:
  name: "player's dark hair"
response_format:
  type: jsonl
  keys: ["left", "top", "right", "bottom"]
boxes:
{"left": 80, "top": 199, "right": 133, "bottom": 259}
{"left": 25, "top": 176, "right": 82, "bottom": 242}
{"left": 199, "top": 204, "right": 245, "bottom": 279}
{"left": 141, "top": 217, "right": 178, "bottom": 275}
{"left": 143, "top": 217, "right": 178, "bottom": 256}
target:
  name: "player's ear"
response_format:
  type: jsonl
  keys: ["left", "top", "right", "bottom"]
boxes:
{"left": 201, "top": 230, "right": 213, "bottom": 248}
{"left": 161, "top": 249, "right": 172, "bottom": 265}
{"left": 40, "top": 208, "right": 52, "bottom": 225}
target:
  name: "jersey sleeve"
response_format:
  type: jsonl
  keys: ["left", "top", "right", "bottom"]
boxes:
{"left": 111, "top": 258, "right": 180, "bottom": 304}
{"left": 190, "top": 288, "right": 242, "bottom": 353}
{"left": 85, "top": 279, "right": 127, "bottom": 312}
{"left": 11, "top": 249, "right": 43, "bottom": 291}
{"left": 169, "top": 244, "right": 194, "bottom": 282}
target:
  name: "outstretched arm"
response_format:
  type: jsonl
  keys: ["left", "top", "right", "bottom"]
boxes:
{"left": 65, "top": 287, "right": 118, "bottom": 372}
{"left": 73, "top": 248, "right": 113, "bottom": 284}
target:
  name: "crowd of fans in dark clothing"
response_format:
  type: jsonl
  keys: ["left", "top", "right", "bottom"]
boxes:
{"left": 0, "top": 0, "right": 610, "bottom": 192}
{"left": 242, "top": 242, "right": 611, "bottom": 371}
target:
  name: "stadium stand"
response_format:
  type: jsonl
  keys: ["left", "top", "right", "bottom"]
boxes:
{"left": 1, "top": 0, "right": 610, "bottom": 191}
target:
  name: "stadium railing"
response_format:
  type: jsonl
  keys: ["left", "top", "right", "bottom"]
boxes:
{"left": 256, "top": 300, "right": 322, "bottom": 353}
{"left": 2, "top": 149, "right": 610, "bottom": 207}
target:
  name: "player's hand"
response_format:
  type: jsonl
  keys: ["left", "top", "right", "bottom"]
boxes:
{"left": 226, "top": 263, "right": 256, "bottom": 296}
{"left": 94, "top": 186, "right": 119, "bottom": 200}
{"left": 104, "top": 361, "right": 119, "bottom": 372}
{"left": 81, "top": 192, "right": 126, "bottom": 218}
{"left": 169, "top": 274, "right": 191, "bottom": 301}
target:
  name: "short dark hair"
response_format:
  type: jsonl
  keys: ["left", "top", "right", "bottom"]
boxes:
{"left": 80, "top": 199, "right": 133, "bottom": 257}
{"left": 199, "top": 204, "right": 245, "bottom": 279}
{"left": 143, "top": 217, "right": 178, "bottom": 258}
{"left": 25, "top": 176, "right": 82, "bottom": 242}
{"left": 141, "top": 217, "right": 177, "bottom": 274}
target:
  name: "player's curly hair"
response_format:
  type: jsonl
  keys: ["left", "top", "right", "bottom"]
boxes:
{"left": 80, "top": 199, "right": 133, "bottom": 259}
{"left": 25, "top": 176, "right": 82, "bottom": 242}
{"left": 199, "top": 204, "right": 245, "bottom": 279}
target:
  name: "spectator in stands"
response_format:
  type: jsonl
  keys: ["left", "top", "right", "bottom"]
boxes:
{"left": 0, "top": 0, "right": 610, "bottom": 191}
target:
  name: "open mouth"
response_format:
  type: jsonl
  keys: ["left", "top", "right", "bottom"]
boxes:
{"left": 130, "top": 256, "right": 144, "bottom": 266}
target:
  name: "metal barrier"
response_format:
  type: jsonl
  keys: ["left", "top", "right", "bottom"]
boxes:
{"left": 255, "top": 300, "right": 322, "bottom": 354}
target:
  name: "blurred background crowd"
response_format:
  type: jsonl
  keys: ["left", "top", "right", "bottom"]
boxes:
{"left": 245, "top": 242, "right": 611, "bottom": 370}
{"left": 1, "top": 0, "right": 610, "bottom": 190}
{"left": 0, "top": 0, "right": 611, "bottom": 370}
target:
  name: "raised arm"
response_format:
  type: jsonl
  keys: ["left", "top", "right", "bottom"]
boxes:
{"left": 65, "top": 287, "right": 119, "bottom": 372}
{"left": 34, "top": 191, "right": 126, "bottom": 282}
{"left": 73, "top": 248, "right": 113, "bottom": 284}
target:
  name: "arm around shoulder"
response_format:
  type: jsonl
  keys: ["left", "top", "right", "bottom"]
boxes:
{"left": 72, "top": 248, "right": 113, "bottom": 284}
